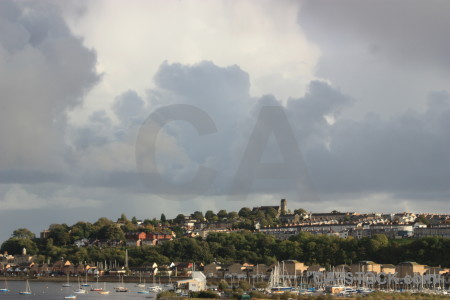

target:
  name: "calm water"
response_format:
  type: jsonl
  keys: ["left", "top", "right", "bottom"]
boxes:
{"left": 0, "top": 281, "right": 158, "bottom": 299}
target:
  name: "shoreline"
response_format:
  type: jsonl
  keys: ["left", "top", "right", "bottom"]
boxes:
{"left": 2, "top": 276, "right": 191, "bottom": 283}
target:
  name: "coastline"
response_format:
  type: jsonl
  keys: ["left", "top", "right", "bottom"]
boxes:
{"left": 2, "top": 275, "right": 191, "bottom": 283}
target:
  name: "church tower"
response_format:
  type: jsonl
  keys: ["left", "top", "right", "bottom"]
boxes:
{"left": 281, "top": 199, "right": 287, "bottom": 214}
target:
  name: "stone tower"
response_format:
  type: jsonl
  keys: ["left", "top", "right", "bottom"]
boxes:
{"left": 281, "top": 199, "right": 287, "bottom": 213}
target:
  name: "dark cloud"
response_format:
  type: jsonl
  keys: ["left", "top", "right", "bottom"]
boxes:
{"left": 297, "top": 0, "right": 450, "bottom": 119}
{"left": 0, "top": 0, "right": 99, "bottom": 172}
{"left": 298, "top": 0, "right": 450, "bottom": 71}
{"left": 305, "top": 91, "right": 450, "bottom": 198}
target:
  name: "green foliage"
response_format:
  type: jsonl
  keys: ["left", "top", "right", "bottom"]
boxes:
{"left": 191, "top": 290, "right": 220, "bottom": 298}
{"left": 238, "top": 207, "right": 252, "bottom": 218}
{"left": 157, "top": 290, "right": 177, "bottom": 299}
{"left": 192, "top": 211, "right": 204, "bottom": 221}
{"left": 238, "top": 280, "right": 250, "bottom": 291}
{"left": 218, "top": 280, "right": 229, "bottom": 290}
{"left": 70, "top": 222, "right": 94, "bottom": 242}
{"left": 174, "top": 214, "right": 185, "bottom": 224}
{"left": 1, "top": 237, "right": 38, "bottom": 255}
{"left": 217, "top": 210, "right": 227, "bottom": 220}
{"left": 205, "top": 210, "right": 216, "bottom": 222}
{"left": 160, "top": 213, "right": 167, "bottom": 223}
{"left": 4, "top": 215, "right": 450, "bottom": 269}
{"left": 415, "top": 215, "right": 430, "bottom": 225}
{"left": 48, "top": 224, "right": 70, "bottom": 246}
{"left": 97, "top": 224, "right": 125, "bottom": 240}
{"left": 12, "top": 228, "right": 35, "bottom": 239}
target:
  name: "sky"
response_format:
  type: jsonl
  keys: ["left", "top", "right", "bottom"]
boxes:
{"left": 0, "top": 0, "right": 449, "bottom": 241}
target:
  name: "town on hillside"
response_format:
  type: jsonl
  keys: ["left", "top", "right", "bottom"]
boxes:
{"left": 1, "top": 199, "right": 449, "bottom": 295}
{"left": 36, "top": 199, "right": 450, "bottom": 246}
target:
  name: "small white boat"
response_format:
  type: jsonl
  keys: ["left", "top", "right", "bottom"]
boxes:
{"left": 148, "top": 285, "right": 162, "bottom": 292}
{"left": 81, "top": 272, "right": 90, "bottom": 286}
{"left": 98, "top": 283, "right": 110, "bottom": 295}
{"left": 19, "top": 280, "right": 32, "bottom": 295}
{"left": 64, "top": 295, "right": 77, "bottom": 299}
{"left": 62, "top": 274, "right": 72, "bottom": 287}
{"left": 0, "top": 277, "right": 9, "bottom": 292}
{"left": 115, "top": 276, "right": 128, "bottom": 292}
{"left": 90, "top": 277, "right": 103, "bottom": 291}
{"left": 98, "top": 290, "right": 110, "bottom": 295}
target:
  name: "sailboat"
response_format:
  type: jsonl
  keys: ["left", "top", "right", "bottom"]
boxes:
{"left": 0, "top": 277, "right": 9, "bottom": 292}
{"left": 90, "top": 276, "right": 103, "bottom": 291}
{"left": 19, "top": 279, "right": 32, "bottom": 295}
{"left": 137, "top": 279, "right": 150, "bottom": 294}
{"left": 136, "top": 272, "right": 145, "bottom": 288}
{"left": 81, "top": 271, "right": 90, "bottom": 287}
{"left": 74, "top": 277, "right": 87, "bottom": 294}
{"left": 148, "top": 272, "right": 162, "bottom": 292}
{"left": 267, "top": 262, "right": 293, "bottom": 294}
{"left": 62, "top": 273, "right": 72, "bottom": 287}
{"left": 98, "top": 282, "right": 110, "bottom": 295}
{"left": 115, "top": 275, "right": 128, "bottom": 292}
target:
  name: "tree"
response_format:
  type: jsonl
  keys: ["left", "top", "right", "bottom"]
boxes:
{"left": 267, "top": 208, "right": 278, "bottom": 219}
{"left": 48, "top": 224, "right": 70, "bottom": 246}
{"left": 205, "top": 210, "right": 216, "bottom": 222}
{"left": 118, "top": 213, "right": 128, "bottom": 223}
{"left": 12, "top": 228, "right": 35, "bottom": 239}
{"left": 192, "top": 211, "right": 204, "bottom": 221}
{"left": 1, "top": 238, "right": 38, "bottom": 255}
{"left": 171, "top": 226, "right": 184, "bottom": 238}
{"left": 160, "top": 213, "right": 167, "bottom": 223}
{"left": 415, "top": 215, "right": 430, "bottom": 226}
{"left": 227, "top": 211, "right": 239, "bottom": 220}
{"left": 293, "top": 208, "right": 307, "bottom": 216}
{"left": 238, "top": 207, "right": 252, "bottom": 218}
{"left": 98, "top": 224, "right": 125, "bottom": 241}
{"left": 174, "top": 214, "right": 185, "bottom": 224}
{"left": 218, "top": 280, "right": 229, "bottom": 291}
{"left": 131, "top": 216, "right": 138, "bottom": 224}
{"left": 70, "top": 222, "right": 94, "bottom": 242}
{"left": 239, "top": 280, "right": 251, "bottom": 291}
{"left": 217, "top": 210, "right": 227, "bottom": 220}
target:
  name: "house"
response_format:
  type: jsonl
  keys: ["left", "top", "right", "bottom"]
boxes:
{"left": 282, "top": 260, "right": 308, "bottom": 276}
{"left": 381, "top": 264, "right": 396, "bottom": 274}
{"left": 396, "top": 262, "right": 428, "bottom": 277}
{"left": 203, "top": 262, "right": 222, "bottom": 278}
{"left": 52, "top": 260, "right": 72, "bottom": 274}
{"left": 307, "top": 265, "right": 325, "bottom": 272}
{"left": 125, "top": 231, "right": 147, "bottom": 246}
{"left": 414, "top": 225, "right": 450, "bottom": 238}
{"left": 73, "top": 264, "right": 87, "bottom": 275}
{"left": 223, "top": 263, "right": 245, "bottom": 278}
{"left": 279, "top": 214, "right": 301, "bottom": 224}
{"left": 175, "top": 271, "right": 206, "bottom": 291}
{"left": 350, "top": 261, "right": 381, "bottom": 274}
{"left": 175, "top": 262, "right": 194, "bottom": 276}
{"left": 252, "top": 264, "right": 270, "bottom": 279}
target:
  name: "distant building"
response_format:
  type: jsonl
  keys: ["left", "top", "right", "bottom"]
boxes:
{"left": 175, "top": 271, "right": 206, "bottom": 291}
{"left": 350, "top": 261, "right": 381, "bottom": 274}
{"left": 203, "top": 262, "right": 222, "bottom": 278}
{"left": 252, "top": 199, "right": 287, "bottom": 218}
{"left": 396, "top": 262, "right": 427, "bottom": 277}
{"left": 414, "top": 225, "right": 450, "bottom": 238}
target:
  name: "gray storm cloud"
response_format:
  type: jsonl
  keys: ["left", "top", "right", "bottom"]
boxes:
{"left": 0, "top": 0, "right": 99, "bottom": 175}
{"left": 297, "top": 0, "right": 450, "bottom": 119}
